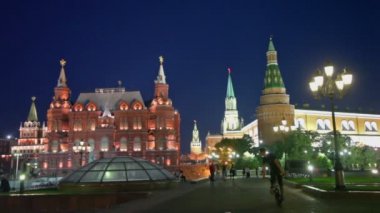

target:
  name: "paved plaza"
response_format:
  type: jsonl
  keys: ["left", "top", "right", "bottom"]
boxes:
{"left": 104, "top": 177, "right": 380, "bottom": 213}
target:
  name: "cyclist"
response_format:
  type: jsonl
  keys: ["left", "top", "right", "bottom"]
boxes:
{"left": 259, "top": 147, "right": 285, "bottom": 201}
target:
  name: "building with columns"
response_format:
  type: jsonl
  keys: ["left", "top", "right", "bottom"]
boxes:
{"left": 12, "top": 56, "right": 181, "bottom": 177}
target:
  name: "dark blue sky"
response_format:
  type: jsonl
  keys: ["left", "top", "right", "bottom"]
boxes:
{"left": 1, "top": 1, "right": 379, "bottom": 154}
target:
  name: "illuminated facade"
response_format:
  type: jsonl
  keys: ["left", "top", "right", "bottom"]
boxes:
{"left": 207, "top": 37, "right": 380, "bottom": 152}
{"left": 12, "top": 57, "right": 181, "bottom": 177}
{"left": 206, "top": 69, "right": 244, "bottom": 153}
{"left": 190, "top": 121, "right": 202, "bottom": 155}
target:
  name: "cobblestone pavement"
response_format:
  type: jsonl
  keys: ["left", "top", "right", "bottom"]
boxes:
{"left": 104, "top": 177, "right": 380, "bottom": 213}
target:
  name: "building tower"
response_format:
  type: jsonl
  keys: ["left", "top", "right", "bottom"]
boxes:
{"left": 221, "top": 68, "right": 244, "bottom": 138}
{"left": 47, "top": 59, "right": 72, "bottom": 151}
{"left": 256, "top": 37, "right": 295, "bottom": 145}
{"left": 13, "top": 97, "right": 47, "bottom": 174}
{"left": 150, "top": 56, "right": 181, "bottom": 166}
{"left": 190, "top": 120, "right": 202, "bottom": 154}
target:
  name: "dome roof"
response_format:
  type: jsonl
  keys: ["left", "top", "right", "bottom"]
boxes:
{"left": 60, "top": 157, "right": 175, "bottom": 184}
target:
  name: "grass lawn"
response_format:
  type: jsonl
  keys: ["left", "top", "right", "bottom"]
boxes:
{"left": 287, "top": 176, "right": 380, "bottom": 191}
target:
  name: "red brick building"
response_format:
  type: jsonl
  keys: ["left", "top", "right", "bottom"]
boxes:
{"left": 12, "top": 57, "right": 181, "bottom": 177}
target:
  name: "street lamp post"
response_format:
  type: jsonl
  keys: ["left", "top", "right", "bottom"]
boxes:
{"left": 13, "top": 152, "right": 22, "bottom": 189}
{"left": 273, "top": 118, "right": 296, "bottom": 171}
{"left": 73, "top": 140, "right": 91, "bottom": 167}
{"left": 309, "top": 64, "right": 353, "bottom": 190}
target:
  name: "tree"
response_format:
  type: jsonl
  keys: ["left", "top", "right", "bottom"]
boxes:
{"left": 215, "top": 134, "right": 251, "bottom": 155}
{"left": 214, "top": 135, "right": 253, "bottom": 168}
{"left": 344, "top": 145, "right": 377, "bottom": 170}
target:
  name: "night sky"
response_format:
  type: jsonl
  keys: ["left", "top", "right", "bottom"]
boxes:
{"left": 1, "top": 1, "right": 380, "bottom": 154}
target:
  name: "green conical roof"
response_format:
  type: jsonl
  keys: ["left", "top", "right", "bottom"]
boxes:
{"left": 264, "top": 38, "right": 285, "bottom": 89}
{"left": 268, "top": 37, "right": 276, "bottom": 51}
{"left": 27, "top": 97, "right": 38, "bottom": 122}
{"left": 226, "top": 69, "right": 235, "bottom": 98}
{"left": 264, "top": 64, "right": 285, "bottom": 89}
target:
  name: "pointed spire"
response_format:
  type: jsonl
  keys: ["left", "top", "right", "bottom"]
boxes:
{"left": 27, "top": 96, "right": 38, "bottom": 122}
{"left": 193, "top": 120, "right": 198, "bottom": 130}
{"left": 264, "top": 37, "right": 285, "bottom": 89}
{"left": 268, "top": 36, "right": 276, "bottom": 51}
{"left": 57, "top": 59, "right": 68, "bottom": 87}
{"left": 226, "top": 67, "right": 235, "bottom": 98}
{"left": 155, "top": 56, "right": 166, "bottom": 84}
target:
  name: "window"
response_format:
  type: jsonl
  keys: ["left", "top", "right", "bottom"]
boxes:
{"left": 101, "top": 137, "right": 109, "bottom": 151}
{"left": 133, "top": 137, "right": 141, "bottom": 151}
{"left": 120, "top": 137, "right": 127, "bottom": 152}
{"left": 119, "top": 117, "right": 128, "bottom": 130}
{"left": 366, "top": 121, "right": 378, "bottom": 132}
{"left": 317, "top": 119, "right": 324, "bottom": 130}
{"left": 324, "top": 119, "right": 331, "bottom": 130}
{"left": 348, "top": 120, "right": 356, "bottom": 131}
{"left": 342, "top": 120, "right": 355, "bottom": 131}
{"left": 51, "top": 140, "right": 59, "bottom": 153}
{"left": 371, "top": 122, "right": 378, "bottom": 131}
{"left": 295, "top": 118, "right": 306, "bottom": 130}
{"left": 316, "top": 119, "right": 331, "bottom": 131}
{"left": 156, "top": 138, "right": 166, "bottom": 151}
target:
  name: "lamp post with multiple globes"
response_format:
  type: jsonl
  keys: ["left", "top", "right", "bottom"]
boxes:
{"left": 309, "top": 63, "right": 353, "bottom": 190}
{"left": 73, "top": 140, "right": 92, "bottom": 167}
{"left": 273, "top": 118, "right": 296, "bottom": 171}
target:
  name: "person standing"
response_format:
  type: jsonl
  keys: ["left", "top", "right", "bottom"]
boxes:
{"left": 209, "top": 162, "right": 215, "bottom": 182}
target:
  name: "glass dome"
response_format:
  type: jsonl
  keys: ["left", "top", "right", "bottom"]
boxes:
{"left": 59, "top": 156, "right": 177, "bottom": 192}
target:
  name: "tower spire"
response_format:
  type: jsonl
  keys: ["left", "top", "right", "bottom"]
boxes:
{"left": 226, "top": 67, "right": 235, "bottom": 98}
{"left": 155, "top": 56, "right": 166, "bottom": 84}
{"left": 57, "top": 59, "right": 68, "bottom": 87}
{"left": 264, "top": 37, "right": 285, "bottom": 89}
{"left": 27, "top": 96, "right": 38, "bottom": 122}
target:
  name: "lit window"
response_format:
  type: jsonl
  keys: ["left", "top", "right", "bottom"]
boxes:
{"left": 120, "top": 137, "right": 128, "bottom": 152}
{"left": 324, "top": 119, "right": 331, "bottom": 130}
{"left": 295, "top": 118, "right": 306, "bottom": 130}
{"left": 341, "top": 120, "right": 349, "bottom": 131}
{"left": 348, "top": 120, "right": 355, "bottom": 131}
{"left": 365, "top": 121, "right": 372, "bottom": 132}
{"left": 133, "top": 137, "right": 141, "bottom": 151}
{"left": 317, "top": 119, "right": 324, "bottom": 130}
{"left": 371, "top": 122, "right": 378, "bottom": 131}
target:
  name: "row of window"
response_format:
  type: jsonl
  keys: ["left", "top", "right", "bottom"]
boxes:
{"left": 295, "top": 118, "right": 378, "bottom": 132}
{"left": 50, "top": 137, "right": 176, "bottom": 153}
{"left": 72, "top": 117, "right": 174, "bottom": 132}
{"left": 73, "top": 102, "right": 143, "bottom": 112}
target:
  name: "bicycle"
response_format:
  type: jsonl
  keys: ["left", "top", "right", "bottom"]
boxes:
{"left": 272, "top": 183, "right": 283, "bottom": 206}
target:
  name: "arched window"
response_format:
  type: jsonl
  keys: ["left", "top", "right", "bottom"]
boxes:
{"left": 86, "top": 102, "right": 97, "bottom": 111}
{"left": 324, "top": 119, "right": 331, "bottom": 130}
{"left": 133, "top": 137, "right": 141, "bottom": 151}
{"left": 295, "top": 118, "right": 306, "bottom": 130}
{"left": 341, "top": 120, "right": 349, "bottom": 131}
{"left": 120, "top": 137, "right": 128, "bottom": 152}
{"left": 371, "top": 122, "right": 378, "bottom": 131}
{"left": 317, "top": 119, "right": 324, "bottom": 130}
{"left": 101, "top": 137, "right": 109, "bottom": 151}
{"left": 119, "top": 117, "right": 128, "bottom": 130}
{"left": 365, "top": 121, "right": 372, "bottom": 131}
{"left": 119, "top": 101, "right": 129, "bottom": 111}
{"left": 156, "top": 138, "right": 166, "bottom": 151}
{"left": 51, "top": 140, "right": 59, "bottom": 153}
{"left": 88, "top": 119, "right": 96, "bottom": 131}
{"left": 132, "top": 101, "right": 143, "bottom": 110}
{"left": 348, "top": 120, "right": 355, "bottom": 131}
